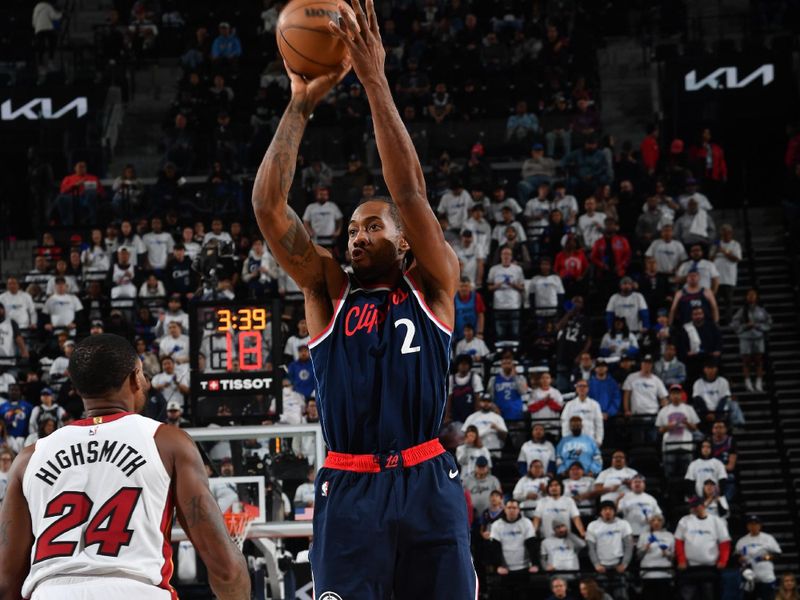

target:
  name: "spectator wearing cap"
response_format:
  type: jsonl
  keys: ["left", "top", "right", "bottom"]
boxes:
{"left": 438, "top": 178, "right": 473, "bottom": 234}
{"left": 636, "top": 514, "right": 675, "bottom": 600}
{"left": 732, "top": 288, "right": 772, "bottom": 393}
{"left": 461, "top": 455, "right": 502, "bottom": 517}
{"left": 487, "top": 183, "right": 523, "bottom": 224}
{"left": 563, "top": 461, "right": 597, "bottom": 519}
{"left": 675, "top": 307, "right": 723, "bottom": 384}
{"left": 302, "top": 187, "right": 343, "bottom": 246}
{"left": 691, "top": 361, "right": 733, "bottom": 426}
{"left": 685, "top": 439, "right": 728, "bottom": 499}
{"left": 454, "top": 229, "right": 483, "bottom": 285}
{"left": 89, "top": 319, "right": 105, "bottom": 335}
{"left": 462, "top": 396, "right": 507, "bottom": 454}
{"left": 28, "top": 387, "right": 66, "bottom": 435}
{"left": 165, "top": 400, "right": 189, "bottom": 428}
{"left": 151, "top": 356, "right": 189, "bottom": 409}
{"left": 605, "top": 277, "right": 650, "bottom": 336}
{"left": 541, "top": 519, "right": 586, "bottom": 579}
{"left": 675, "top": 496, "right": 731, "bottom": 599}
{"left": 517, "top": 423, "right": 557, "bottom": 476}
{"left": 735, "top": 515, "right": 781, "bottom": 600}
{"left": 561, "top": 380, "right": 604, "bottom": 445}
{"left": 513, "top": 459, "right": 550, "bottom": 518}
{"left": 586, "top": 500, "right": 634, "bottom": 599}
{"left": 519, "top": 144, "right": 558, "bottom": 202}
{"left": 211, "top": 21, "right": 242, "bottom": 63}
{"left": 617, "top": 475, "right": 662, "bottom": 539}
{"left": 556, "top": 416, "right": 602, "bottom": 477}
{"left": 700, "top": 478, "right": 729, "bottom": 520}
{"left": 479, "top": 490, "right": 506, "bottom": 543}
{"left": 454, "top": 324, "right": 490, "bottom": 363}
{"left": 673, "top": 197, "right": 716, "bottom": 248}
{"left": 589, "top": 358, "right": 622, "bottom": 421}
{"left": 656, "top": 384, "right": 700, "bottom": 478}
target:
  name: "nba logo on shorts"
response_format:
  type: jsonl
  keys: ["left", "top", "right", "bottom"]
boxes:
{"left": 321, "top": 481, "right": 330, "bottom": 497}
{"left": 319, "top": 592, "right": 342, "bottom": 600}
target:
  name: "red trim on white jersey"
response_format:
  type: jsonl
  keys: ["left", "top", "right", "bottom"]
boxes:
{"left": 157, "top": 488, "right": 177, "bottom": 599}
{"left": 70, "top": 412, "right": 135, "bottom": 427}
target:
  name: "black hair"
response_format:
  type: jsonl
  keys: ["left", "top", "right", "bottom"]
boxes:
{"left": 68, "top": 334, "right": 138, "bottom": 397}
{"left": 354, "top": 197, "right": 414, "bottom": 269}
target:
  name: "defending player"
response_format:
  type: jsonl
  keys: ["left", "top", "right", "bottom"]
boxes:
{"left": 0, "top": 334, "right": 249, "bottom": 600}
{"left": 251, "top": 1, "right": 475, "bottom": 598}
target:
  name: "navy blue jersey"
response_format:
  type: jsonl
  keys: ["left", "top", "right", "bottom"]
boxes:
{"left": 309, "top": 273, "right": 452, "bottom": 454}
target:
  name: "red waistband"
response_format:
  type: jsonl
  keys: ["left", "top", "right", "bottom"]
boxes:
{"left": 323, "top": 439, "right": 445, "bottom": 473}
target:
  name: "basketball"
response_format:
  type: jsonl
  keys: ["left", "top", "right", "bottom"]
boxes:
{"left": 276, "top": 0, "right": 354, "bottom": 79}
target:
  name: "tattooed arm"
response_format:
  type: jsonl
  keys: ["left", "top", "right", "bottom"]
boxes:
{"left": 252, "top": 61, "right": 350, "bottom": 336}
{"left": 158, "top": 426, "right": 250, "bottom": 600}
{"left": 0, "top": 446, "right": 34, "bottom": 600}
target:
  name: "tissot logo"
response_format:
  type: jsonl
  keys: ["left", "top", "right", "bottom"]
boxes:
{"left": 684, "top": 65, "right": 774, "bottom": 91}
{"left": 0, "top": 97, "right": 88, "bottom": 121}
{"left": 199, "top": 376, "right": 273, "bottom": 392}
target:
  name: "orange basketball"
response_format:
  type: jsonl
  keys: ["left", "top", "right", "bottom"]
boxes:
{"left": 276, "top": 0, "right": 353, "bottom": 79}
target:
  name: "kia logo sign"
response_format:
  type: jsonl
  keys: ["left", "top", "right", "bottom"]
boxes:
{"left": 0, "top": 97, "right": 88, "bottom": 121}
{"left": 684, "top": 64, "right": 774, "bottom": 91}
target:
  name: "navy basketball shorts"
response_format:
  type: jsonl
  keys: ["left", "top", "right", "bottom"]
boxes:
{"left": 309, "top": 439, "right": 478, "bottom": 600}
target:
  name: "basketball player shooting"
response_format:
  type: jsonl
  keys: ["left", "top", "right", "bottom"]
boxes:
{"left": 251, "top": 1, "right": 476, "bottom": 597}
{"left": 0, "top": 334, "right": 250, "bottom": 600}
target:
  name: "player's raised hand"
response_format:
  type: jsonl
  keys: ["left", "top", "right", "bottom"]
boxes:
{"left": 284, "top": 57, "right": 352, "bottom": 118}
{"left": 329, "top": 0, "right": 385, "bottom": 86}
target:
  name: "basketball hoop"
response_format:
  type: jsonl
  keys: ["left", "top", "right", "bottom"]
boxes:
{"left": 224, "top": 505, "right": 256, "bottom": 550}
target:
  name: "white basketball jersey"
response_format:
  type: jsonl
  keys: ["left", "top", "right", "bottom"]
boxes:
{"left": 22, "top": 412, "right": 176, "bottom": 599}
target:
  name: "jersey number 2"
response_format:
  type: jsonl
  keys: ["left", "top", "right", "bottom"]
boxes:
{"left": 33, "top": 487, "right": 142, "bottom": 563}
{"left": 394, "top": 318, "right": 420, "bottom": 354}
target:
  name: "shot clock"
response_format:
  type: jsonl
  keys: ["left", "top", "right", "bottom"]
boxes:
{"left": 189, "top": 300, "right": 283, "bottom": 422}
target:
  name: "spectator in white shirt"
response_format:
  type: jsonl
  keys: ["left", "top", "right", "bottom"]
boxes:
{"left": 691, "top": 361, "right": 734, "bottom": 424}
{"left": 645, "top": 223, "right": 687, "bottom": 277}
{"left": 44, "top": 260, "right": 79, "bottom": 297}
{"left": 676, "top": 244, "right": 720, "bottom": 294}
{"left": 139, "top": 274, "right": 167, "bottom": 299}
{"left": 675, "top": 497, "right": 731, "bottom": 599}
{"left": 655, "top": 384, "right": 700, "bottom": 479}
{"left": 43, "top": 278, "right": 83, "bottom": 332}
{"left": 685, "top": 439, "right": 728, "bottom": 498}
{"left": 586, "top": 500, "right": 634, "bottom": 596}
{"left": 456, "top": 425, "right": 493, "bottom": 476}
{"left": 437, "top": 180, "right": 473, "bottom": 232}
{"left": 48, "top": 339, "right": 74, "bottom": 384}
{"left": 454, "top": 229, "right": 483, "bottom": 284}
{"left": 151, "top": 356, "right": 190, "bottom": 408}
{"left": 202, "top": 218, "right": 234, "bottom": 246}
{"left": 142, "top": 216, "right": 175, "bottom": 271}
{"left": 0, "top": 277, "right": 36, "bottom": 330}
{"left": 180, "top": 226, "right": 202, "bottom": 260}
{"left": 701, "top": 479, "right": 729, "bottom": 520}
{"left": 617, "top": 475, "right": 662, "bottom": 539}
{"left": 605, "top": 277, "right": 650, "bottom": 334}
{"left": 710, "top": 224, "right": 741, "bottom": 324}
{"left": 487, "top": 184, "right": 523, "bottom": 224}
{"left": 491, "top": 207, "right": 527, "bottom": 245}
{"left": 454, "top": 323, "right": 490, "bottom": 363}
{"left": 489, "top": 499, "right": 539, "bottom": 585}
{"left": 540, "top": 520, "right": 586, "bottom": 578}
{"left": 513, "top": 459, "right": 550, "bottom": 518}
{"left": 563, "top": 461, "right": 597, "bottom": 518}
{"left": 303, "top": 187, "right": 343, "bottom": 243}
{"left": 487, "top": 248, "right": 525, "bottom": 340}
{"left": 673, "top": 197, "right": 716, "bottom": 247}
{"left": 595, "top": 451, "right": 639, "bottom": 504}
{"left": 561, "top": 380, "right": 604, "bottom": 445}
{"left": 636, "top": 514, "right": 675, "bottom": 595}
{"left": 158, "top": 321, "right": 190, "bottom": 367}
{"left": 154, "top": 295, "right": 190, "bottom": 340}
{"left": 463, "top": 203, "right": 492, "bottom": 259}
{"left": 462, "top": 397, "right": 507, "bottom": 452}
{"left": 622, "top": 355, "right": 667, "bottom": 442}
{"left": 517, "top": 423, "right": 556, "bottom": 476}
{"left": 284, "top": 319, "right": 310, "bottom": 361}
{"left": 735, "top": 515, "right": 781, "bottom": 599}
{"left": 527, "top": 258, "right": 565, "bottom": 317}
{"left": 577, "top": 196, "right": 606, "bottom": 251}
{"left": 81, "top": 228, "right": 111, "bottom": 276}
{"left": 599, "top": 318, "right": 639, "bottom": 360}
{"left": 110, "top": 247, "right": 137, "bottom": 300}
{"left": 533, "top": 479, "right": 585, "bottom": 539}
{"left": 293, "top": 466, "right": 316, "bottom": 508}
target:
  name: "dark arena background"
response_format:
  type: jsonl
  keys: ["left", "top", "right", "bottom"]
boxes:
{"left": 1, "top": 0, "right": 799, "bottom": 598}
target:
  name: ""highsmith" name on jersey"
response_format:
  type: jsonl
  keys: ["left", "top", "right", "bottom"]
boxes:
{"left": 34, "top": 440, "right": 147, "bottom": 486}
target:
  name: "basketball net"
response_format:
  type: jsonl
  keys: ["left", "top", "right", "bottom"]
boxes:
{"left": 223, "top": 502, "right": 256, "bottom": 550}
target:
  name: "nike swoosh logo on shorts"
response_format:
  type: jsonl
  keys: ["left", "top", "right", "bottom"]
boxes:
{"left": 448, "top": 469, "right": 459, "bottom": 479}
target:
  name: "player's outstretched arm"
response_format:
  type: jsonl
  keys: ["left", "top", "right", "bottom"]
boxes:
{"left": 330, "top": 0, "right": 460, "bottom": 300}
{"left": 158, "top": 426, "right": 250, "bottom": 600}
{"left": 0, "top": 446, "right": 34, "bottom": 600}
{"left": 251, "top": 62, "right": 350, "bottom": 332}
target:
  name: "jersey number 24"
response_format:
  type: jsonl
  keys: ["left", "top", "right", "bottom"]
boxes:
{"left": 33, "top": 487, "right": 142, "bottom": 563}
